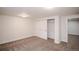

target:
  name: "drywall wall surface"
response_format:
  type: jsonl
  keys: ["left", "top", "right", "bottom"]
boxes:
{"left": 60, "top": 16, "right": 68, "bottom": 42}
{"left": 35, "top": 19, "right": 47, "bottom": 39}
{"left": 47, "top": 19, "right": 55, "bottom": 39}
{"left": 0, "top": 15, "right": 33, "bottom": 44}
{"left": 68, "top": 20, "right": 79, "bottom": 35}
{"left": 54, "top": 16, "right": 61, "bottom": 43}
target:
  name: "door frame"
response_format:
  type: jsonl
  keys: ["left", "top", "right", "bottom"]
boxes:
{"left": 66, "top": 15, "right": 79, "bottom": 42}
{"left": 46, "top": 16, "right": 60, "bottom": 44}
{"left": 47, "top": 19, "right": 55, "bottom": 40}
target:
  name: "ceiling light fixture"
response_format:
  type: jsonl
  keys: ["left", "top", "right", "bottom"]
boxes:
{"left": 44, "top": 7, "right": 54, "bottom": 9}
{"left": 18, "top": 13, "right": 30, "bottom": 18}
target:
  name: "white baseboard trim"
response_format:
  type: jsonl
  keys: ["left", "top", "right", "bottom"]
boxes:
{"left": 54, "top": 40, "right": 60, "bottom": 44}
{"left": 0, "top": 36, "right": 67, "bottom": 45}
{"left": 0, "top": 35, "right": 33, "bottom": 44}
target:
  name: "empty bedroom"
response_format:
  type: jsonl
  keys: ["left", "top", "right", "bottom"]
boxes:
{"left": 0, "top": 7, "right": 79, "bottom": 51}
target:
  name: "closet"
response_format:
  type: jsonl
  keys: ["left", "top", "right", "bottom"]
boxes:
{"left": 68, "top": 18, "right": 79, "bottom": 49}
{"left": 47, "top": 19, "right": 55, "bottom": 40}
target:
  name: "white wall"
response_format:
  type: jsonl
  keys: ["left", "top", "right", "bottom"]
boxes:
{"left": 68, "top": 20, "right": 79, "bottom": 35}
{"left": 60, "top": 16, "right": 68, "bottom": 42}
{"left": 35, "top": 19, "right": 47, "bottom": 39}
{"left": 54, "top": 16, "right": 61, "bottom": 43}
{"left": 47, "top": 19, "right": 55, "bottom": 39}
{"left": 0, "top": 15, "right": 33, "bottom": 44}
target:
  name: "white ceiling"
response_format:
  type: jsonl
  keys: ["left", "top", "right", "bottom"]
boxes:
{"left": 0, "top": 7, "right": 79, "bottom": 19}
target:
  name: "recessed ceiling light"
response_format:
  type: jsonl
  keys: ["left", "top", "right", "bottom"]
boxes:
{"left": 18, "top": 13, "right": 30, "bottom": 18}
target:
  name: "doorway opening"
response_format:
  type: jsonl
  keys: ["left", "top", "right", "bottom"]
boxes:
{"left": 68, "top": 18, "right": 79, "bottom": 50}
{"left": 47, "top": 19, "right": 55, "bottom": 41}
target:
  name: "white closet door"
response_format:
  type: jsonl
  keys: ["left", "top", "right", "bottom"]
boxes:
{"left": 36, "top": 20, "right": 47, "bottom": 40}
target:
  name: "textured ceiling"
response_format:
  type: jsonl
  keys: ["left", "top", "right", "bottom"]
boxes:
{"left": 0, "top": 7, "right": 79, "bottom": 19}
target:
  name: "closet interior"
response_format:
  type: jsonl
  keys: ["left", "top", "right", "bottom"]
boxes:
{"left": 47, "top": 19, "right": 55, "bottom": 40}
{"left": 68, "top": 18, "right": 79, "bottom": 49}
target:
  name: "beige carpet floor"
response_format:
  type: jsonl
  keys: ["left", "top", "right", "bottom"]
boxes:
{"left": 0, "top": 36, "right": 68, "bottom": 51}
{"left": 0, "top": 35, "right": 79, "bottom": 51}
